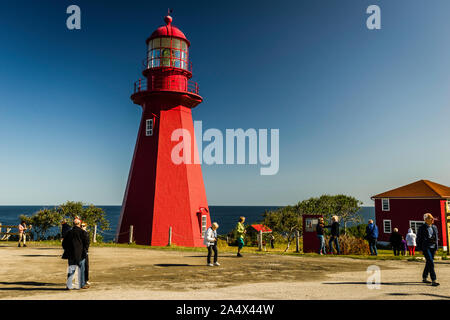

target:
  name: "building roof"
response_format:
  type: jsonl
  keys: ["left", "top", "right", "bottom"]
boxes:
{"left": 146, "top": 15, "right": 190, "bottom": 46}
{"left": 250, "top": 224, "right": 272, "bottom": 233}
{"left": 371, "top": 180, "right": 450, "bottom": 199}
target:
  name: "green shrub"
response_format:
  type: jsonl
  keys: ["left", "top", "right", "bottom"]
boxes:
{"left": 325, "top": 234, "right": 369, "bottom": 255}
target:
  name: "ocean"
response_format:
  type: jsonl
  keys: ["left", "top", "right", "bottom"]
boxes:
{"left": 0, "top": 205, "right": 375, "bottom": 242}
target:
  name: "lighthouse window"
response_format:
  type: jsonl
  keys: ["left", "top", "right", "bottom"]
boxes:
{"left": 181, "top": 40, "right": 187, "bottom": 51}
{"left": 201, "top": 215, "right": 207, "bottom": 238}
{"left": 161, "top": 37, "right": 171, "bottom": 48}
{"left": 172, "top": 38, "right": 181, "bottom": 49}
{"left": 151, "top": 59, "right": 160, "bottom": 68}
{"left": 148, "top": 37, "right": 189, "bottom": 71}
{"left": 145, "top": 119, "right": 154, "bottom": 136}
{"left": 151, "top": 49, "right": 160, "bottom": 59}
{"left": 172, "top": 60, "right": 181, "bottom": 68}
{"left": 173, "top": 50, "right": 181, "bottom": 59}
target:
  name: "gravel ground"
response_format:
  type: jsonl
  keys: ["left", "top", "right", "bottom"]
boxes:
{"left": 0, "top": 244, "right": 449, "bottom": 300}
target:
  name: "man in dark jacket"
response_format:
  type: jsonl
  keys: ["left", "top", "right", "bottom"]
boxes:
{"left": 61, "top": 220, "right": 72, "bottom": 241}
{"left": 326, "top": 216, "right": 340, "bottom": 254}
{"left": 417, "top": 213, "right": 439, "bottom": 286}
{"left": 62, "top": 217, "right": 90, "bottom": 290}
{"left": 365, "top": 220, "right": 378, "bottom": 256}
{"left": 389, "top": 228, "right": 403, "bottom": 256}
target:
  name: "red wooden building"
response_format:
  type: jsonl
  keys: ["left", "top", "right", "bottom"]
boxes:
{"left": 371, "top": 180, "right": 450, "bottom": 251}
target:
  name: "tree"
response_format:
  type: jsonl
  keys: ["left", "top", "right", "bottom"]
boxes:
{"left": 20, "top": 208, "right": 63, "bottom": 240}
{"left": 56, "top": 201, "right": 109, "bottom": 232}
{"left": 19, "top": 201, "right": 110, "bottom": 241}
{"left": 296, "top": 194, "right": 363, "bottom": 234}
{"left": 261, "top": 205, "right": 302, "bottom": 252}
{"left": 331, "top": 194, "right": 363, "bottom": 234}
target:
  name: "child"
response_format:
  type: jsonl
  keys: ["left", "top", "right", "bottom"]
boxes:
{"left": 405, "top": 228, "right": 417, "bottom": 256}
{"left": 401, "top": 236, "right": 407, "bottom": 256}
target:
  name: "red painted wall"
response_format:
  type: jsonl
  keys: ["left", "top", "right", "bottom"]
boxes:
{"left": 117, "top": 94, "right": 211, "bottom": 246}
{"left": 374, "top": 198, "right": 446, "bottom": 247}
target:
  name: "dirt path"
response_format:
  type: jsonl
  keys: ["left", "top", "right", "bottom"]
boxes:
{"left": 0, "top": 244, "right": 449, "bottom": 300}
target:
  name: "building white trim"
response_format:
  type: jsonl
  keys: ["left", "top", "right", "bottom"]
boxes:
{"left": 409, "top": 220, "right": 424, "bottom": 234}
{"left": 381, "top": 198, "right": 390, "bottom": 211}
{"left": 383, "top": 219, "right": 392, "bottom": 234}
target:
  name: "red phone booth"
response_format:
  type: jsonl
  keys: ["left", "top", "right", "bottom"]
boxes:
{"left": 302, "top": 215, "right": 323, "bottom": 253}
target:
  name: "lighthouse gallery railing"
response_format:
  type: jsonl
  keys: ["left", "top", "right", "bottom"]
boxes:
{"left": 133, "top": 78, "right": 199, "bottom": 95}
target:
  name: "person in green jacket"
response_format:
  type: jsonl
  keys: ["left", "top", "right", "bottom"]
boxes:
{"left": 235, "top": 216, "right": 246, "bottom": 257}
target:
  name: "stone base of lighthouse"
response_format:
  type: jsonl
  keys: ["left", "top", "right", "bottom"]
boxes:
{"left": 117, "top": 92, "right": 211, "bottom": 247}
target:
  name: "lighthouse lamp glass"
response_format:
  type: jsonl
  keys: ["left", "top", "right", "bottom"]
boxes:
{"left": 147, "top": 37, "right": 189, "bottom": 71}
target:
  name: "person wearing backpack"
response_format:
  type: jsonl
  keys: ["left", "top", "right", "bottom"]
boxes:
{"left": 365, "top": 219, "right": 378, "bottom": 256}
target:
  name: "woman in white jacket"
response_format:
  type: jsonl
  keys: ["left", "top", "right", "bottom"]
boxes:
{"left": 406, "top": 228, "right": 417, "bottom": 256}
{"left": 204, "top": 222, "right": 220, "bottom": 266}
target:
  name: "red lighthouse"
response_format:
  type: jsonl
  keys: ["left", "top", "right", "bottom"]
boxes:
{"left": 116, "top": 15, "right": 211, "bottom": 247}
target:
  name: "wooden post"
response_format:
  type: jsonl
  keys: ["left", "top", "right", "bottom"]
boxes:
{"left": 295, "top": 230, "right": 300, "bottom": 253}
{"left": 258, "top": 230, "right": 263, "bottom": 251}
{"left": 93, "top": 225, "right": 97, "bottom": 243}
{"left": 129, "top": 225, "right": 134, "bottom": 244}
{"left": 168, "top": 227, "right": 172, "bottom": 246}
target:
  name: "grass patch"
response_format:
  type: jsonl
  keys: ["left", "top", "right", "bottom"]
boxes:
{"left": 2, "top": 240, "right": 448, "bottom": 262}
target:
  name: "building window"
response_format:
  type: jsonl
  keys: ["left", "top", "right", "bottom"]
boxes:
{"left": 201, "top": 215, "right": 207, "bottom": 238}
{"left": 145, "top": 119, "right": 153, "bottom": 136}
{"left": 447, "top": 200, "right": 450, "bottom": 213}
{"left": 383, "top": 220, "right": 392, "bottom": 233}
{"left": 382, "top": 198, "right": 390, "bottom": 212}
{"left": 409, "top": 221, "right": 424, "bottom": 234}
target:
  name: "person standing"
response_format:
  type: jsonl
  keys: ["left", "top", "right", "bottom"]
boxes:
{"left": 417, "top": 213, "right": 440, "bottom": 286}
{"left": 62, "top": 217, "right": 90, "bottom": 290}
{"left": 235, "top": 217, "right": 246, "bottom": 257}
{"left": 316, "top": 218, "right": 326, "bottom": 255}
{"left": 81, "top": 222, "right": 91, "bottom": 285}
{"left": 61, "top": 220, "right": 72, "bottom": 241}
{"left": 365, "top": 220, "right": 378, "bottom": 256}
{"left": 17, "top": 221, "right": 27, "bottom": 247}
{"left": 401, "top": 236, "right": 407, "bottom": 256}
{"left": 204, "top": 222, "right": 220, "bottom": 266}
{"left": 389, "top": 228, "right": 402, "bottom": 256}
{"left": 270, "top": 233, "right": 275, "bottom": 249}
{"left": 326, "top": 216, "right": 340, "bottom": 254}
{"left": 406, "top": 228, "right": 417, "bottom": 256}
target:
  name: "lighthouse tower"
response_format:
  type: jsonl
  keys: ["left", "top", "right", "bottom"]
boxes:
{"left": 116, "top": 15, "right": 211, "bottom": 246}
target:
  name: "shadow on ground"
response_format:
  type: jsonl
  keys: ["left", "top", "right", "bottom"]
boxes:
{"left": 154, "top": 264, "right": 197, "bottom": 267}
{"left": 388, "top": 292, "right": 450, "bottom": 299}
{"left": 0, "top": 281, "right": 67, "bottom": 292}
{"left": 323, "top": 281, "right": 425, "bottom": 286}
{"left": 21, "top": 254, "right": 60, "bottom": 257}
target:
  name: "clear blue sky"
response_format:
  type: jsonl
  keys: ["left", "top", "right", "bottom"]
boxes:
{"left": 0, "top": 0, "right": 449, "bottom": 206}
